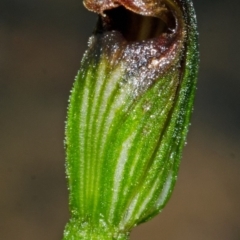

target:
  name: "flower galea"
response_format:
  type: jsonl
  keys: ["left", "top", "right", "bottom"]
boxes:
{"left": 63, "top": 0, "right": 199, "bottom": 239}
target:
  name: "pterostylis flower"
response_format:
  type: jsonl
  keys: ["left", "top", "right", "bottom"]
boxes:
{"left": 63, "top": 0, "right": 198, "bottom": 239}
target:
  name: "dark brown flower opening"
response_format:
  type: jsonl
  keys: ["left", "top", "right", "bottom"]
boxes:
{"left": 97, "top": 6, "right": 176, "bottom": 42}
{"left": 84, "top": 0, "right": 181, "bottom": 43}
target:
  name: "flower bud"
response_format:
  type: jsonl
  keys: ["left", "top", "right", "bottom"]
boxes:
{"left": 63, "top": 0, "right": 198, "bottom": 239}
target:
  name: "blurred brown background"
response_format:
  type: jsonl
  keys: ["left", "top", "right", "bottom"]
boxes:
{"left": 0, "top": 0, "right": 240, "bottom": 239}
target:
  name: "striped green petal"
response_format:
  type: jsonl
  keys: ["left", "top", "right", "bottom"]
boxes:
{"left": 63, "top": 0, "right": 198, "bottom": 239}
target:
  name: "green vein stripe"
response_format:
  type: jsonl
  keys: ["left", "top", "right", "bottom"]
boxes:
{"left": 85, "top": 60, "right": 106, "bottom": 218}
{"left": 92, "top": 65, "right": 125, "bottom": 220}
{"left": 78, "top": 69, "right": 92, "bottom": 216}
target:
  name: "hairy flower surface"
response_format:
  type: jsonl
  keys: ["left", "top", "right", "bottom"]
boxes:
{"left": 63, "top": 0, "right": 198, "bottom": 239}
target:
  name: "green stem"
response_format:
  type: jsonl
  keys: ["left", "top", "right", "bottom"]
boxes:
{"left": 63, "top": 218, "right": 129, "bottom": 240}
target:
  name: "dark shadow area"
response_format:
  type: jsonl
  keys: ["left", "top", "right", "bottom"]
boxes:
{"left": 100, "top": 6, "right": 174, "bottom": 41}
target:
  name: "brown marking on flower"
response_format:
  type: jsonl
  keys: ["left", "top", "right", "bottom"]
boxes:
{"left": 83, "top": 0, "right": 187, "bottom": 97}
